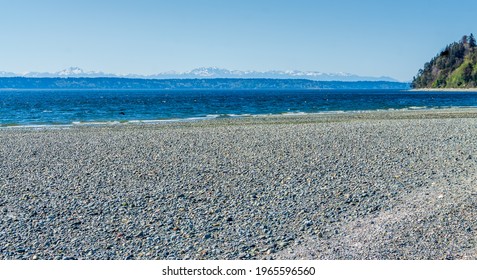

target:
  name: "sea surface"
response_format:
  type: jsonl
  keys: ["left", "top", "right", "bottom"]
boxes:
{"left": 1, "top": 89, "right": 477, "bottom": 127}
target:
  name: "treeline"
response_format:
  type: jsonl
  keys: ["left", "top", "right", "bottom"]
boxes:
{"left": 0, "top": 77, "right": 409, "bottom": 90}
{"left": 412, "top": 34, "right": 477, "bottom": 88}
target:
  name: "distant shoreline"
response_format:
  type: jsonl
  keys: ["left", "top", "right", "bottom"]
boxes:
{"left": 409, "top": 88, "right": 477, "bottom": 92}
{"left": 0, "top": 77, "right": 409, "bottom": 90}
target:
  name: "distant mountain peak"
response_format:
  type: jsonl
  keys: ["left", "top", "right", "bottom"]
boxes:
{"left": 57, "top": 66, "right": 85, "bottom": 76}
{"left": 0, "top": 67, "right": 398, "bottom": 82}
{"left": 186, "top": 67, "right": 227, "bottom": 77}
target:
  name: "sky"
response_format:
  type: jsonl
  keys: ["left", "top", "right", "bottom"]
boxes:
{"left": 1, "top": 0, "right": 477, "bottom": 81}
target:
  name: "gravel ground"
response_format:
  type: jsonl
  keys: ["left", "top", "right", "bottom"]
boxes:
{"left": 1, "top": 110, "right": 476, "bottom": 260}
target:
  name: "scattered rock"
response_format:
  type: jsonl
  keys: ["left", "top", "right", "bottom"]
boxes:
{"left": 1, "top": 113, "right": 476, "bottom": 260}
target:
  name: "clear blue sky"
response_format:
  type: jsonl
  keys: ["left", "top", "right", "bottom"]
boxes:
{"left": 1, "top": 0, "right": 476, "bottom": 81}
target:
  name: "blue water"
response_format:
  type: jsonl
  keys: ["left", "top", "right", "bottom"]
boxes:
{"left": 1, "top": 89, "right": 477, "bottom": 127}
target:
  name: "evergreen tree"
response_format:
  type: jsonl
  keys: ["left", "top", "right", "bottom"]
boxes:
{"left": 469, "top": 33, "right": 476, "bottom": 48}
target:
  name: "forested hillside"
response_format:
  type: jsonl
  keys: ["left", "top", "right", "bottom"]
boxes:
{"left": 412, "top": 34, "right": 477, "bottom": 88}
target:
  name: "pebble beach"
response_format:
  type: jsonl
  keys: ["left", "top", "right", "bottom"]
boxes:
{"left": 1, "top": 110, "right": 476, "bottom": 260}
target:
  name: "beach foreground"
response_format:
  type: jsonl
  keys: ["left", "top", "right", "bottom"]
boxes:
{"left": 1, "top": 110, "right": 476, "bottom": 260}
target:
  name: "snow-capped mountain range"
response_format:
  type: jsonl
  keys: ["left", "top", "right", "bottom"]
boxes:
{"left": 0, "top": 67, "right": 398, "bottom": 82}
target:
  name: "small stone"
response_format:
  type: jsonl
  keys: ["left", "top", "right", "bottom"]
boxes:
{"left": 16, "top": 248, "right": 26, "bottom": 253}
{"left": 304, "top": 220, "right": 313, "bottom": 227}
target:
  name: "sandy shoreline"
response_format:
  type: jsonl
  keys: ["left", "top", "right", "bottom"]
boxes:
{"left": 1, "top": 109, "right": 476, "bottom": 260}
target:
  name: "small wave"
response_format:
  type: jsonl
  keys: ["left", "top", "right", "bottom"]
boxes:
{"left": 398, "top": 106, "right": 472, "bottom": 111}
{"left": 72, "top": 121, "right": 121, "bottom": 126}
{"left": 227, "top": 113, "right": 252, "bottom": 117}
{"left": 308, "top": 110, "right": 347, "bottom": 115}
{"left": 0, "top": 123, "right": 73, "bottom": 130}
{"left": 127, "top": 115, "right": 221, "bottom": 124}
{"left": 281, "top": 112, "right": 307, "bottom": 116}
{"left": 127, "top": 119, "right": 181, "bottom": 124}
{"left": 406, "top": 106, "right": 429, "bottom": 110}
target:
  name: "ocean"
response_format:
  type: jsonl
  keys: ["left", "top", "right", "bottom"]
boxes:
{"left": 1, "top": 89, "right": 477, "bottom": 127}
